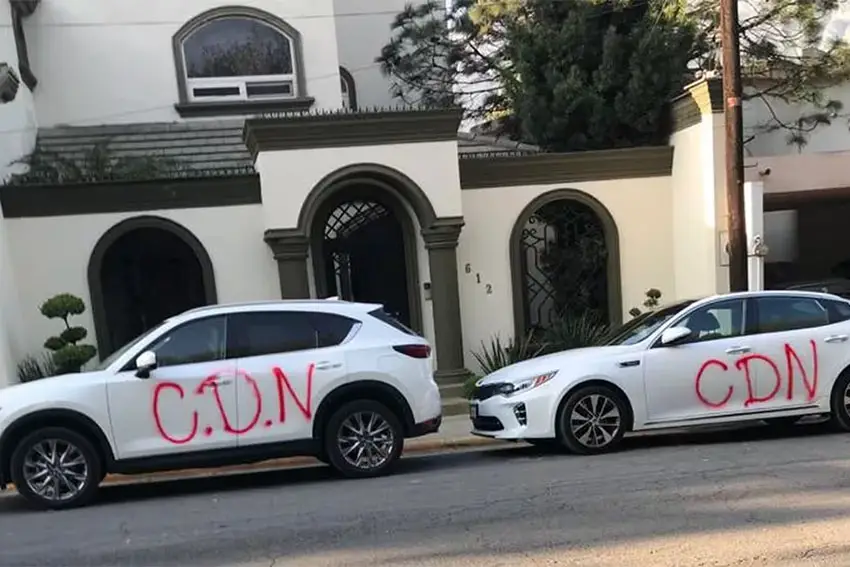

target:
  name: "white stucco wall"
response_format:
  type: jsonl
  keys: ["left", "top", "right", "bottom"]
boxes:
{"left": 255, "top": 141, "right": 464, "bottom": 226}
{"left": 0, "top": 1, "right": 34, "bottom": 385}
{"left": 333, "top": 0, "right": 404, "bottom": 109}
{"left": 5, "top": 205, "right": 279, "bottom": 362}
{"left": 458, "top": 176, "right": 675, "bottom": 371}
{"left": 23, "top": 0, "right": 343, "bottom": 127}
{"left": 669, "top": 113, "right": 729, "bottom": 299}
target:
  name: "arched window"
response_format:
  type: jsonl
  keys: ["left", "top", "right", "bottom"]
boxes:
{"left": 339, "top": 67, "right": 358, "bottom": 110}
{"left": 173, "top": 7, "right": 308, "bottom": 112}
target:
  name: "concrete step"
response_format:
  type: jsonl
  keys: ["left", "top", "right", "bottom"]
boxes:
{"left": 441, "top": 396, "right": 470, "bottom": 417}
{"left": 439, "top": 382, "right": 465, "bottom": 399}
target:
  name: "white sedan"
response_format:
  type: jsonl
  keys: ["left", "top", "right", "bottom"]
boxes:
{"left": 469, "top": 290, "right": 850, "bottom": 454}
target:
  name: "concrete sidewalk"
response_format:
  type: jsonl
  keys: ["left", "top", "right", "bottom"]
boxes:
{"left": 100, "top": 414, "right": 501, "bottom": 486}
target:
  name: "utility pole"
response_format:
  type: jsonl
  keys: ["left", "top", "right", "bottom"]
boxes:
{"left": 720, "top": 0, "right": 748, "bottom": 292}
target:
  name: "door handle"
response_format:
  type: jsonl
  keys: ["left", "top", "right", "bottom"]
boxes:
{"left": 825, "top": 334, "right": 849, "bottom": 344}
{"left": 725, "top": 346, "right": 751, "bottom": 355}
{"left": 211, "top": 378, "right": 232, "bottom": 386}
{"left": 315, "top": 362, "right": 342, "bottom": 370}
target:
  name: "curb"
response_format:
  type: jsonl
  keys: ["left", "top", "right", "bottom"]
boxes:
{"left": 2, "top": 435, "right": 505, "bottom": 493}
{"left": 99, "top": 436, "right": 504, "bottom": 486}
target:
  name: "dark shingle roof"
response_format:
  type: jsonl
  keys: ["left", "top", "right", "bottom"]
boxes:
{"left": 34, "top": 119, "right": 540, "bottom": 175}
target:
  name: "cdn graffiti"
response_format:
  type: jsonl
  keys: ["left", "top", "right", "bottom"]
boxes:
{"left": 695, "top": 341, "right": 818, "bottom": 409}
{"left": 151, "top": 364, "right": 315, "bottom": 444}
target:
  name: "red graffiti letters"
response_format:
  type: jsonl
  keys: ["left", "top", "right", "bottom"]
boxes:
{"left": 151, "top": 365, "right": 314, "bottom": 444}
{"left": 694, "top": 340, "right": 819, "bottom": 409}
{"left": 273, "top": 364, "right": 314, "bottom": 422}
{"left": 695, "top": 359, "right": 733, "bottom": 408}
{"left": 152, "top": 382, "right": 198, "bottom": 445}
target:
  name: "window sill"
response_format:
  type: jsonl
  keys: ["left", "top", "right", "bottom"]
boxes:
{"left": 175, "top": 97, "right": 315, "bottom": 118}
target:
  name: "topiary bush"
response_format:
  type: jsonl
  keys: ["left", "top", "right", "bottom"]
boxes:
{"left": 39, "top": 293, "right": 97, "bottom": 374}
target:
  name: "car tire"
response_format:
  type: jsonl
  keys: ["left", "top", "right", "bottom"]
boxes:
{"left": 10, "top": 426, "right": 102, "bottom": 510}
{"left": 830, "top": 370, "right": 850, "bottom": 431}
{"left": 324, "top": 399, "right": 404, "bottom": 479}
{"left": 556, "top": 385, "right": 628, "bottom": 455}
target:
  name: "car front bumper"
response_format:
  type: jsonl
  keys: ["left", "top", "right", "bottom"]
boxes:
{"left": 468, "top": 389, "right": 555, "bottom": 440}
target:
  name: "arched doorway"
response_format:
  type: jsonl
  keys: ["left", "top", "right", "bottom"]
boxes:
{"left": 88, "top": 216, "right": 217, "bottom": 358}
{"left": 311, "top": 188, "right": 421, "bottom": 330}
{"left": 300, "top": 165, "right": 437, "bottom": 334}
{"left": 510, "top": 189, "right": 622, "bottom": 338}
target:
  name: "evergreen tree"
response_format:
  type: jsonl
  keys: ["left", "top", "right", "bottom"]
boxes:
{"left": 505, "top": 0, "right": 697, "bottom": 151}
{"left": 378, "top": 0, "right": 850, "bottom": 150}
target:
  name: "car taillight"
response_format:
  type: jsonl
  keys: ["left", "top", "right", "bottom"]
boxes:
{"left": 393, "top": 344, "right": 431, "bottom": 358}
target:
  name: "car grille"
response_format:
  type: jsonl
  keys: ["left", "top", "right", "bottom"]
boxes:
{"left": 472, "top": 415, "right": 504, "bottom": 431}
{"left": 471, "top": 383, "right": 504, "bottom": 401}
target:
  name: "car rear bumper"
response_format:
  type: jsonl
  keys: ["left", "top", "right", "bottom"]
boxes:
{"left": 408, "top": 414, "right": 441, "bottom": 438}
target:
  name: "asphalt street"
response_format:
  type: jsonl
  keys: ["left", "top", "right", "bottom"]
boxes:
{"left": 4, "top": 422, "right": 850, "bottom": 567}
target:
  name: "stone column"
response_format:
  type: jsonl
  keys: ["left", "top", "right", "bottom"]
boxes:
{"left": 263, "top": 229, "right": 311, "bottom": 299}
{"left": 422, "top": 216, "right": 468, "bottom": 382}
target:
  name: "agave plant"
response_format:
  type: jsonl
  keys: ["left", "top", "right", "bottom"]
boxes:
{"left": 541, "top": 311, "right": 611, "bottom": 353}
{"left": 471, "top": 330, "right": 546, "bottom": 376}
{"left": 16, "top": 352, "right": 58, "bottom": 383}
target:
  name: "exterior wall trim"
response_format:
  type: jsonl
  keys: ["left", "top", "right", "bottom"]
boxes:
{"left": 670, "top": 77, "right": 723, "bottom": 132}
{"left": 243, "top": 108, "right": 463, "bottom": 158}
{"left": 459, "top": 146, "right": 673, "bottom": 189}
{"left": 0, "top": 174, "right": 262, "bottom": 218}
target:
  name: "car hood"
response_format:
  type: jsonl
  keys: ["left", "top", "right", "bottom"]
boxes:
{"left": 477, "top": 345, "right": 633, "bottom": 386}
{"left": 0, "top": 370, "right": 106, "bottom": 405}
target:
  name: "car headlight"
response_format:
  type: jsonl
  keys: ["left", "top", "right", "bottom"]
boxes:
{"left": 496, "top": 371, "right": 558, "bottom": 397}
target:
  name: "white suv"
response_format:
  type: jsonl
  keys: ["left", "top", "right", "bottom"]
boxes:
{"left": 0, "top": 300, "right": 442, "bottom": 510}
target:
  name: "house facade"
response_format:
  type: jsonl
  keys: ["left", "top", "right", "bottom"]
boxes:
{"left": 0, "top": 0, "right": 753, "bottom": 413}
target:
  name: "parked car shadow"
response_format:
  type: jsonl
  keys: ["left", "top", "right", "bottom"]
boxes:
{"left": 0, "top": 417, "right": 838, "bottom": 512}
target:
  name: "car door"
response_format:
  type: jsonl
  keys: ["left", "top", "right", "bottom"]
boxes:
{"left": 741, "top": 295, "right": 848, "bottom": 412}
{"left": 106, "top": 315, "right": 239, "bottom": 460}
{"left": 642, "top": 297, "right": 758, "bottom": 423}
{"left": 227, "top": 310, "right": 351, "bottom": 447}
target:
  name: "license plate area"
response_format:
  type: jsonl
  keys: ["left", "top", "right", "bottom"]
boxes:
{"left": 469, "top": 403, "right": 479, "bottom": 420}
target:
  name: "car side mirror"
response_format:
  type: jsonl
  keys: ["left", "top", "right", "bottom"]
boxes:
{"left": 134, "top": 350, "right": 157, "bottom": 379}
{"left": 660, "top": 326, "right": 692, "bottom": 346}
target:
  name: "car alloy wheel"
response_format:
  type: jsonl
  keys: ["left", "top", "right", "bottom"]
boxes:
{"left": 558, "top": 385, "right": 628, "bottom": 455}
{"left": 22, "top": 439, "right": 89, "bottom": 502}
{"left": 10, "top": 426, "right": 102, "bottom": 510}
{"left": 324, "top": 399, "right": 404, "bottom": 478}
{"left": 570, "top": 394, "right": 622, "bottom": 448}
{"left": 337, "top": 411, "right": 396, "bottom": 471}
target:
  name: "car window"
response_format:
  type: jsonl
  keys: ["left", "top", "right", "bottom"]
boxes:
{"left": 228, "top": 311, "right": 322, "bottom": 358}
{"left": 313, "top": 312, "right": 359, "bottom": 347}
{"left": 825, "top": 299, "right": 850, "bottom": 324}
{"left": 605, "top": 299, "right": 696, "bottom": 346}
{"left": 676, "top": 299, "right": 745, "bottom": 344}
{"left": 756, "top": 297, "right": 829, "bottom": 334}
{"left": 147, "top": 316, "right": 226, "bottom": 368}
{"left": 368, "top": 308, "right": 419, "bottom": 336}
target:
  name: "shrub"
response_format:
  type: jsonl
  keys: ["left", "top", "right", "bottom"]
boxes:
{"left": 471, "top": 331, "right": 545, "bottom": 376}
{"left": 16, "top": 352, "right": 58, "bottom": 383}
{"left": 541, "top": 311, "right": 610, "bottom": 353}
{"left": 39, "top": 293, "right": 97, "bottom": 374}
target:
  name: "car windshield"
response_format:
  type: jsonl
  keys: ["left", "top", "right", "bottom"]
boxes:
{"left": 604, "top": 299, "right": 697, "bottom": 346}
{"left": 95, "top": 320, "right": 168, "bottom": 371}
